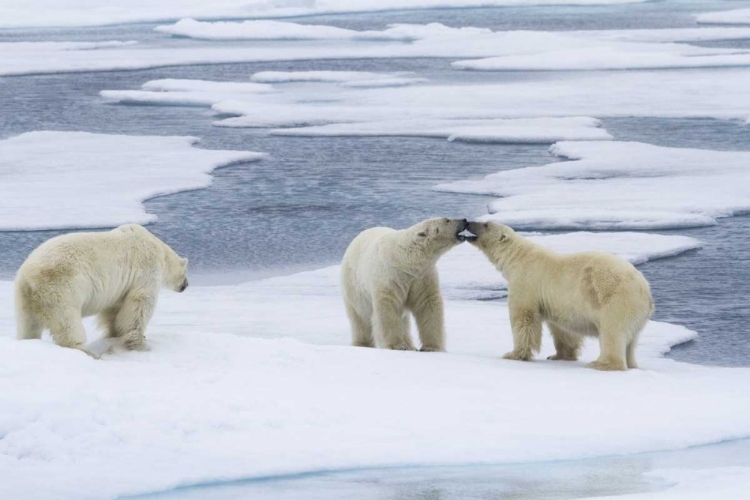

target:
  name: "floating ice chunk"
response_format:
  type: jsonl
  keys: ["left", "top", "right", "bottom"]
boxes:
{"left": 0, "top": 132, "right": 265, "bottom": 231}
{"left": 696, "top": 8, "right": 750, "bottom": 25}
{"left": 251, "top": 70, "right": 399, "bottom": 83}
{"left": 155, "top": 18, "right": 413, "bottom": 41}
{"left": 101, "top": 79, "right": 275, "bottom": 106}
{"left": 271, "top": 117, "right": 612, "bottom": 143}
{"left": 437, "top": 141, "right": 750, "bottom": 230}
{"left": 338, "top": 77, "right": 428, "bottom": 88}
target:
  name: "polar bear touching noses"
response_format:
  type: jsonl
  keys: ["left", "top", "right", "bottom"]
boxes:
{"left": 341, "top": 217, "right": 469, "bottom": 351}
{"left": 466, "top": 221, "right": 653, "bottom": 370}
{"left": 15, "top": 224, "right": 188, "bottom": 357}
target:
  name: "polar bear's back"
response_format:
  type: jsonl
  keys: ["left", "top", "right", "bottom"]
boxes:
{"left": 16, "top": 225, "right": 165, "bottom": 313}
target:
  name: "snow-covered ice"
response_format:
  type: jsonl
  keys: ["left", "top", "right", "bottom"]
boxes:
{"left": 2, "top": 228, "right": 748, "bottom": 500}
{"left": 696, "top": 8, "right": 750, "bottom": 25}
{"left": 0, "top": 132, "right": 265, "bottom": 231}
{"left": 271, "top": 117, "right": 612, "bottom": 143}
{"left": 437, "top": 141, "right": 750, "bottom": 230}
{"left": 0, "top": 0, "right": 649, "bottom": 29}
{"left": 101, "top": 79, "right": 275, "bottom": 107}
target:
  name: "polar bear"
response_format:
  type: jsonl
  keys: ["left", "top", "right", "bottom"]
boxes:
{"left": 466, "top": 221, "right": 653, "bottom": 370}
{"left": 15, "top": 224, "right": 188, "bottom": 356}
{"left": 341, "top": 217, "right": 468, "bottom": 351}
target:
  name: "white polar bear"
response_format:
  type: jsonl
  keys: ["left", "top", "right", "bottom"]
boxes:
{"left": 466, "top": 221, "right": 653, "bottom": 370}
{"left": 341, "top": 217, "right": 468, "bottom": 351}
{"left": 15, "top": 224, "right": 188, "bottom": 356}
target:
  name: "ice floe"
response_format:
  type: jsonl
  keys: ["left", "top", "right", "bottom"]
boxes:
{"left": 7, "top": 22, "right": 750, "bottom": 76}
{"left": 270, "top": 117, "right": 613, "bottom": 143}
{"left": 0, "top": 132, "right": 265, "bottom": 231}
{"left": 0, "top": 0, "right": 649, "bottom": 29}
{"left": 2, "top": 227, "right": 747, "bottom": 500}
{"left": 438, "top": 141, "right": 750, "bottom": 230}
{"left": 696, "top": 8, "right": 750, "bottom": 25}
{"left": 101, "top": 79, "right": 275, "bottom": 106}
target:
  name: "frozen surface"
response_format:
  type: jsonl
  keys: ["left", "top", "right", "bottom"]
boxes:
{"left": 270, "top": 117, "right": 612, "bottom": 143}
{"left": 438, "top": 141, "right": 750, "bottom": 230}
{"left": 101, "top": 79, "right": 275, "bottom": 106}
{"left": 8, "top": 23, "right": 750, "bottom": 76}
{"left": 1, "top": 229, "right": 748, "bottom": 500}
{"left": 0, "top": 132, "right": 265, "bottom": 231}
{"left": 696, "top": 8, "right": 750, "bottom": 25}
{"left": 0, "top": 0, "right": 649, "bottom": 28}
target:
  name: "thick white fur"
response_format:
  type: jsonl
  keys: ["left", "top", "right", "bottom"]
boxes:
{"left": 341, "top": 218, "right": 466, "bottom": 351}
{"left": 15, "top": 224, "right": 188, "bottom": 356}
{"left": 468, "top": 221, "right": 653, "bottom": 370}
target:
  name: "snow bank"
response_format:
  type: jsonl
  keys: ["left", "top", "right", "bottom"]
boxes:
{"left": 8, "top": 23, "right": 750, "bottom": 76}
{"left": 2, "top": 229, "right": 747, "bottom": 500}
{"left": 696, "top": 8, "right": 750, "bottom": 25}
{"left": 438, "top": 141, "right": 750, "bottom": 230}
{"left": 0, "top": 0, "right": 649, "bottom": 29}
{"left": 0, "top": 132, "right": 265, "bottom": 231}
{"left": 271, "top": 117, "right": 612, "bottom": 143}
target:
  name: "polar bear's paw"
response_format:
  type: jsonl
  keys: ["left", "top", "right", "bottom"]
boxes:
{"left": 547, "top": 353, "right": 578, "bottom": 361}
{"left": 586, "top": 358, "right": 627, "bottom": 371}
{"left": 502, "top": 350, "right": 533, "bottom": 361}
{"left": 124, "top": 338, "right": 151, "bottom": 352}
{"left": 419, "top": 345, "right": 444, "bottom": 353}
{"left": 388, "top": 343, "right": 417, "bottom": 351}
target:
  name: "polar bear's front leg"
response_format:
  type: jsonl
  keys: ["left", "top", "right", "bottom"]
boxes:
{"left": 373, "top": 292, "right": 415, "bottom": 351}
{"left": 115, "top": 289, "right": 156, "bottom": 351}
{"left": 407, "top": 272, "right": 446, "bottom": 352}
{"left": 504, "top": 301, "right": 542, "bottom": 361}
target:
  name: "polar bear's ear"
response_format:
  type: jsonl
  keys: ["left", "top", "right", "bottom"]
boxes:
{"left": 417, "top": 230, "right": 428, "bottom": 237}
{"left": 499, "top": 233, "right": 509, "bottom": 242}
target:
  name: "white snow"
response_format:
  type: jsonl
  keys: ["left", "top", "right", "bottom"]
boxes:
{"left": 0, "top": 0, "right": 649, "bottom": 29}
{"left": 0, "top": 132, "right": 265, "bottom": 231}
{"left": 270, "top": 117, "right": 613, "bottom": 143}
{"left": 7, "top": 23, "right": 750, "bottom": 76}
{"left": 3, "top": 228, "right": 749, "bottom": 500}
{"left": 437, "top": 141, "right": 750, "bottom": 230}
{"left": 696, "top": 8, "right": 750, "bottom": 25}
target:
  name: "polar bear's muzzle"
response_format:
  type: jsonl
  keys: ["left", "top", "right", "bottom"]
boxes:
{"left": 178, "top": 278, "right": 189, "bottom": 293}
{"left": 455, "top": 218, "right": 473, "bottom": 242}
{"left": 461, "top": 221, "right": 481, "bottom": 243}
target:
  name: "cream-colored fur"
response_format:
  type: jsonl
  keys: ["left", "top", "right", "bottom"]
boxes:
{"left": 341, "top": 217, "right": 467, "bottom": 351}
{"left": 15, "top": 224, "right": 188, "bottom": 357}
{"left": 467, "top": 221, "right": 653, "bottom": 370}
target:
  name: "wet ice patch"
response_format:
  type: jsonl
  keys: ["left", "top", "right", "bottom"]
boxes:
{"left": 437, "top": 141, "right": 750, "bottom": 230}
{"left": 0, "top": 132, "right": 265, "bottom": 231}
{"left": 696, "top": 8, "right": 750, "bottom": 25}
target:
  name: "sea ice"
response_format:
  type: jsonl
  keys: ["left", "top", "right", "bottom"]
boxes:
{"left": 437, "top": 141, "right": 750, "bottom": 230}
{"left": 1, "top": 229, "right": 746, "bottom": 500}
{"left": 0, "top": 132, "right": 265, "bottom": 231}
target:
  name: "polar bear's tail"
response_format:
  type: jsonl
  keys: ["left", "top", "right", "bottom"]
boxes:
{"left": 14, "top": 278, "right": 43, "bottom": 340}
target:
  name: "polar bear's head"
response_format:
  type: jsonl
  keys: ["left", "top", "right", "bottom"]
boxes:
{"left": 408, "top": 217, "right": 469, "bottom": 255}
{"left": 164, "top": 252, "right": 189, "bottom": 293}
{"left": 464, "top": 221, "right": 522, "bottom": 271}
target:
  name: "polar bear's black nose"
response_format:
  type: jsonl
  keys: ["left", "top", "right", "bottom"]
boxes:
{"left": 461, "top": 218, "right": 468, "bottom": 229}
{"left": 179, "top": 278, "right": 189, "bottom": 293}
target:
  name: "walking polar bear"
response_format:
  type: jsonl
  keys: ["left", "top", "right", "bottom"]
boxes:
{"left": 15, "top": 224, "right": 189, "bottom": 357}
{"left": 341, "top": 217, "right": 469, "bottom": 351}
{"left": 466, "top": 221, "right": 653, "bottom": 370}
